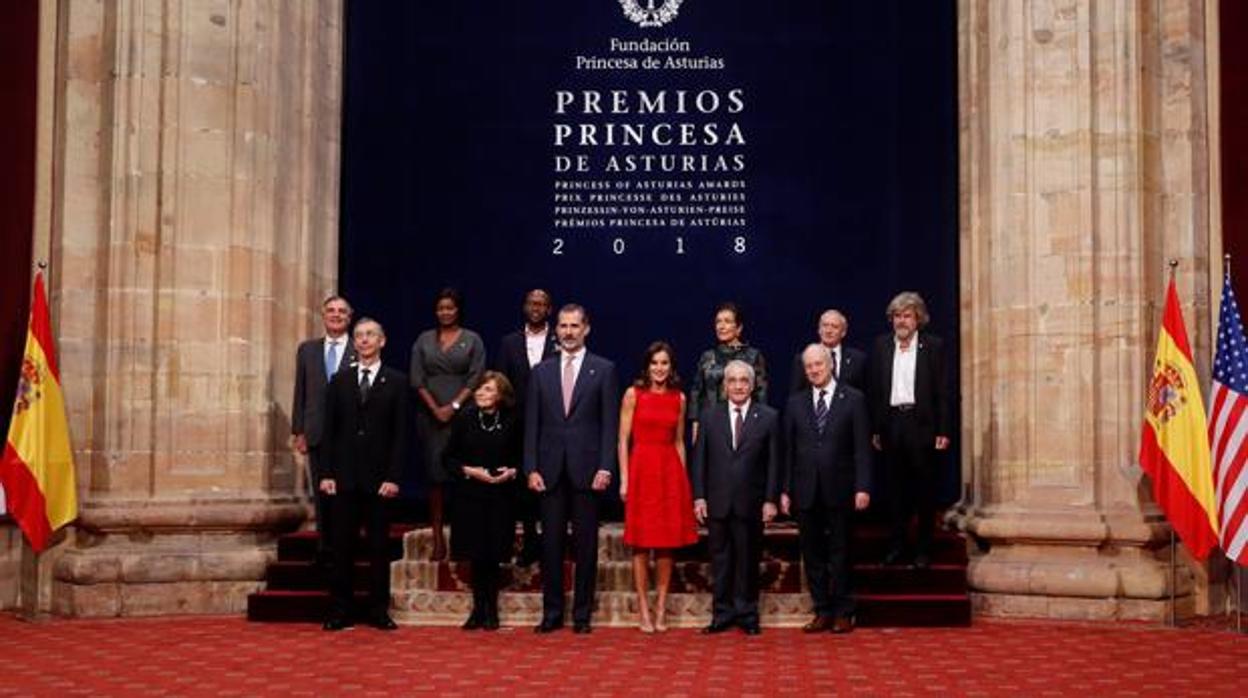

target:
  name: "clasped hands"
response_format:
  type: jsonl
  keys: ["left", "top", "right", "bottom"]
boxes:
{"left": 318, "top": 479, "right": 399, "bottom": 498}
{"left": 464, "top": 466, "right": 517, "bottom": 485}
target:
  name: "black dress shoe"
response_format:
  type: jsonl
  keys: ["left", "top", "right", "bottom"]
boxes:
{"left": 701, "top": 620, "right": 734, "bottom": 635}
{"left": 534, "top": 619, "right": 563, "bottom": 634}
{"left": 482, "top": 616, "right": 500, "bottom": 631}
{"left": 370, "top": 615, "right": 398, "bottom": 631}
{"left": 741, "top": 624, "right": 762, "bottom": 636}
{"left": 802, "top": 616, "right": 834, "bottom": 633}
{"left": 913, "top": 553, "right": 931, "bottom": 570}
{"left": 573, "top": 622, "right": 592, "bottom": 634}
{"left": 462, "top": 612, "right": 483, "bottom": 630}
{"left": 322, "top": 616, "right": 353, "bottom": 632}
{"left": 882, "top": 548, "right": 907, "bottom": 566}
{"left": 830, "top": 616, "right": 855, "bottom": 634}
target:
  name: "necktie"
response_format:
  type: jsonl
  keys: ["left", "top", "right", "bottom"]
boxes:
{"left": 733, "top": 407, "right": 744, "bottom": 450}
{"left": 815, "top": 389, "right": 829, "bottom": 433}
{"left": 562, "top": 356, "right": 576, "bottom": 416}
{"left": 359, "top": 367, "right": 371, "bottom": 401}
{"left": 325, "top": 340, "right": 338, "bottom": 380}
{"left": 830, "top": 350, "right": 838, "bottom": 380}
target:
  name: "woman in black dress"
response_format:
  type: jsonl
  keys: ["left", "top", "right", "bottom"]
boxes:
{"left": 445, "top": 370, "right": 521, "bottom": 630}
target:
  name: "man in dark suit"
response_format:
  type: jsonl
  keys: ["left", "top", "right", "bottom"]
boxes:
{"left": 291, "top": 295, "right": 357, "bottom": 561}
{"left": 319, "top": 317, "right": 408, "bottom": 631}
{"left": 789, "top": 309, "right": 867, "bottom": 393}
{"left": 781, "top": 344, "right": 872, "bottom": 634}
{"left": 691, "top": 360, "right": 780, "bottom": 636}
{"left": 494, "top": 289, "right": 559, "bottom": 565}
{"left": 868, "top": 292, "right": 950, "bottom": 569}
{"left": 524, "top": 303, "right": 619, "bottom": 634}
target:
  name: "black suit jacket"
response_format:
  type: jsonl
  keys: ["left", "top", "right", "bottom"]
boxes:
{"left": 789, "top": 345, "right": 867, "bottom": 394}
{"left": 523, "top": 351, "right": 619, "bottom": 490}
{"left": 783, "top": 385, "right": 871, "bottom": 511}
{"left": 867, "top": 332, "right": 950, "bottom": 441}
{"left": 494, "top": 328, "right": 560, "bottom": 409}
{"left": 291, "top": 337, "right": 357, "bottom": 446}
{"left": 321, "top": 363, "right": 409, "bottom": 493}
{"left": 690, "top": 402, "right": 781, "bottom": 519}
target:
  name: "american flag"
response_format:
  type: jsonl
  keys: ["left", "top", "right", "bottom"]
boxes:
{"left": 1210, "top": 267, "right": 1248, "bottom": 564}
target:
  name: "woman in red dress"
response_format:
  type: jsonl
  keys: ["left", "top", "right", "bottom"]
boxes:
{"left": 618, "top": 341, "right": 699, "bottom": 632}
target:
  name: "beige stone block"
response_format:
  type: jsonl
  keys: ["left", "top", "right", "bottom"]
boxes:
{"left": 52, "top": 580, "right": 122, "bottom": 618}
{"left": 181, "top": 83, "right": 236, "bottom": 132}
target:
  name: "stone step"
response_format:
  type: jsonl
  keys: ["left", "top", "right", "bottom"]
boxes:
{"left": 390, "top": 559, "right": 967, "bottom": 596}
{"left": 248, "top": 588, "right": 971, "bottom": 627}
{"left": 276, "top": 527, "right": 409, "bottom": 562}
{"left": 402, "top": 522, "right": 969, "bottom": 565}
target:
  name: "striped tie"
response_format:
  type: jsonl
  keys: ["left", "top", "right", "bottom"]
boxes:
{"left": 815, "top": 389, "right": 829, "bottom": 433}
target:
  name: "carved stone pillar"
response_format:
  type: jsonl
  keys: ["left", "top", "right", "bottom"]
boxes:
{"left": 46, "top": 0, "right": 343, "bottom": 616}
{"left": 957, "top": 0, "right": 1215, "bottom": 620}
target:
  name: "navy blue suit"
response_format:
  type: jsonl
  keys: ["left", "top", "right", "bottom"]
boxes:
{"left": 783, "top": 383, "right": 871, "bottom": 619}
{"left": 523, "top": 350, "right": 619, "bottom": 625}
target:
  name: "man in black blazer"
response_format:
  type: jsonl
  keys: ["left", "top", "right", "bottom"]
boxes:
{"left": 319, "top": 317, "right": 408, "bottom": 631}
{"left": 789, "top": 309, "right": 868, "bottom": 393}
{"left": 494, "top": 289, "right": 559, "bottom": 565}
{"left": 781, "top": 344, "right": 872, "bottom": 634}
{"left": 867, "top": 292, "right": 950, "bottom": 569}
{"left": 291, "top": 295, "right": 357, "bottom": 561}
{"left": 524, "top": 303, "right": 619, "bottom": 634}
{"left": 691, "top": 360, "right": 781, "bottom": 635}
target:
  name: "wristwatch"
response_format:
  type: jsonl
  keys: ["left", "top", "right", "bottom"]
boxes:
{"left": 451, "top": 401, "right": 461, "bottom": 411}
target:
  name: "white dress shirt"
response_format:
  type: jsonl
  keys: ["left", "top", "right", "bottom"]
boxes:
{"left": 890, "top": 333, "right": 918, "bottom": 406}
{"left": 357, "top": 359, "right": 380, "bottom": 387}
{"left": 525, "top": 325, "right": 549, "bottom": 368}
{"left": 812, "top": 381, "right": 836, "bottom": 410}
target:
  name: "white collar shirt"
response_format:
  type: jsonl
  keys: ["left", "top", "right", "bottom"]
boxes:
{"left": 890, "top": 333, "right": 918, "bottom": 406}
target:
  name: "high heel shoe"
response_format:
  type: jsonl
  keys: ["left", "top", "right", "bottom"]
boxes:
{"left": 638, "top": 617, "right": 656, "bottom": 634}
{"left": 654, "top": 612, "right": 669, "bottom": 633}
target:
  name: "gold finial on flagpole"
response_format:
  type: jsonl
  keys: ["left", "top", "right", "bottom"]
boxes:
{"left": 36, "top": 260, "right": 47, "bottom": 270}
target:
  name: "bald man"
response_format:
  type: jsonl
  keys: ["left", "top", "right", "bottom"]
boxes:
{"left": 789, "top": 309, "right": 868, "bottom": 393}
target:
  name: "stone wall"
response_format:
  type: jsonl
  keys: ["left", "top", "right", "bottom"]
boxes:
{"left": 43, "top": 0, "right": 343, "bottom": 616}
{"left": 956, "top": 0, "right": 1218, "bottom": 619}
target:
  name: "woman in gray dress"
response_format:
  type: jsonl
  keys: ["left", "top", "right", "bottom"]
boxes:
{"left": 410, "top": 288, "right": 486, "bottom": 560}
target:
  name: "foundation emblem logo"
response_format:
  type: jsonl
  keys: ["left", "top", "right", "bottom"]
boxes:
{"left": 1147, "top": 361, "right": 1187, "bottom": 425}
{"left": 619, "top": 0, "right": 685, "bottom": 28}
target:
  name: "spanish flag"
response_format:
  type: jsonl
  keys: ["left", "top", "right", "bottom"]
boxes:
{"left": 1139, "top": 278, "right": 1219, "bottom": 559}
{"left": 0, "top": 271, "right": 77, "bottom": 552}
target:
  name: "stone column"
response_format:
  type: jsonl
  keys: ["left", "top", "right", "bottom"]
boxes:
{"left": 46, "top": 0, "right": 343, "bottom": 616}
{"left": 957, "top": 0, "right": 1215, "bottom": 620}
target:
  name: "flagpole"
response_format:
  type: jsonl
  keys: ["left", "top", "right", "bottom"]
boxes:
{"left": 1167, "top": 259, "right": 1179, "bottom": 629}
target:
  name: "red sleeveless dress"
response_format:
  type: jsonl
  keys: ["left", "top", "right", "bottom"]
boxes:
{"left": 624, "top": 389, "right": 699, "bottom": 549}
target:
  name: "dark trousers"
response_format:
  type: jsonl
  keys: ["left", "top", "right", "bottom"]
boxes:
{"left": 539, "top": 479, "right": 600, "bottom": 625}
{"left": 884, "top": 410, "right": 935, "bottom": 556}
{"left": 471, "top": 559, "right": 500, "bottom": 619}
{"left": 329, "top": 490, "right": 391, "bottom": 619}
{"left": 707, "top": 514, "right": 762, "bottom": 627}
{"left": 308, "top": 446, "right": 333, "bottom": 555}
{"left": 796, "top": 503, "right": 854, "bottom": 619}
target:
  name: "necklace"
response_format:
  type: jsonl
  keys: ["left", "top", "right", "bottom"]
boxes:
{"left": 477, "top": 409, "right": 502, "bottom": 433}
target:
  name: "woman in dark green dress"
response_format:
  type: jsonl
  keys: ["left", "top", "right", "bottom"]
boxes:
{"left": 687, "top": 302, "right": 767, "bottom": 444}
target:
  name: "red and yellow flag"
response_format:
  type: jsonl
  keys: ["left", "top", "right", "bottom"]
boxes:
{"left": 1138, "top": 278, "right": 1219, "bottom": 559}
{"left": 0, "top": 271, "right": 77, "bottom": 552}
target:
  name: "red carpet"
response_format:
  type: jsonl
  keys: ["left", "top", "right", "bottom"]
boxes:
{"left": 1, "top": 613, "right": 1244, "bottom": 696}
